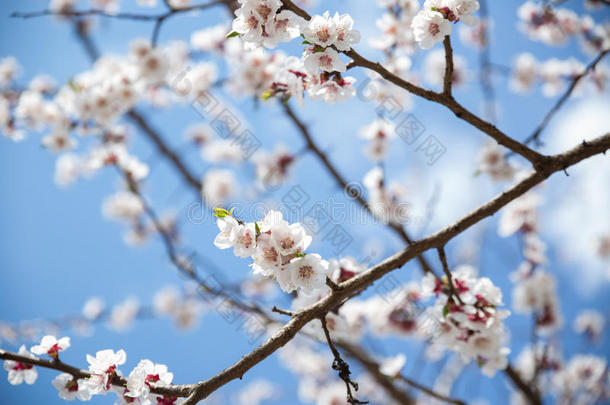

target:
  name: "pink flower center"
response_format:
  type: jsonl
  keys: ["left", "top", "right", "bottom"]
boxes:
{"left": 338, "top": 268, "right": 357, "bottom": 283}
{"left": 263, "top": 247, "right": 278, "bottom": 262}
{"left": 454, "top": 279, "right": 469, "bottom": 294}
{"left": 280, "top": 237, "right": 295, "bottom": 250}
{"left": 247, "top": 15, "right": 259, "bottom": 30}
{"left": 316, "top": 28, "right": 331, "bottom": 43}
{"left": 47, "top": 343, "right": 61, "bottom": 358}
{"left": 298, "top": 265, "right": 314, "bottom": 280}
{"left": 157, "top": 395, "right": 178, "bottom": 405}
{"left": 319, "top": 55, "right": 332, "bottom": 68}
{"left": 428, "top": 22, "right": 440, "bottom": 36}
{"left": 145, "top": 374, "right": 160, "bottom": 387}
{"left": 65, "top": 379, "right": 79, "bottom": 392}
{"left": 12, "top": 362, "right": 33, "bottom": 371}
{"left": 105, "top": 365, "right": 117, "bottom": 390}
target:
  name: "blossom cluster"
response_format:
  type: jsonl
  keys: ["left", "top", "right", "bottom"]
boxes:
{"left": 213, "top": 209, "right": 329, "bottom": 293}
{"left": 0, "top": 285, "right": 207, "bottom": 345}
{"left": 370, "top": 0, "right": 420, "bottom": 54}
{"left": 3, "top": 335, "right": 180, "bottom": 404}
{"left": 517, "top": 1, "right": 610, "bottom": 53}
{"left": 228, "top": 2, "right": 360, "bottom": 105}
{"left": 499, "top": 191, "right": 564, "bottom": 336}
{"left": 420, "top": 267, "right": 511, "bottom": 377}
{"left": 510, "top": 53, "right": 609, "bottom": 97}
{"left": 411, "top": 0, "right": 480, "bottom": 49}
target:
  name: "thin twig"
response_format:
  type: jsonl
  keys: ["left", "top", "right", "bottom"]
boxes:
{"left": 522, "top": 49, "right": 609, "bottom": 147}
{"left": 13, "top": 0, "right": 229, "bottom": 47}
{"left": 437, "top": 246, "right": 465, "bottom": 306}
{"left": 478, "top": 0, "right": 497, "bottom": 122}
{"left": 183, "top": 132, "right": 610, "bottom": 404}
{"left": 320, "top": 317, "right": 368, "bottom": 405}
{"left": 278, "top": 0, "right": 546, "bottom": 166}
{"left": 396, "top": 374, "right": 467, "bottom": 405}
{"left": 271, "top": 306, "right": 294, "bottom": 317}
{"left": 281, "top": 102, "right": 439, "bottom": 277}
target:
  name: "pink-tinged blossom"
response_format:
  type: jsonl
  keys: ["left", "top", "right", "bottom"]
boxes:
{"left": 52, "top": 373, "right": 92, "bottom": 401}
{"left": 498, "top": 192, "right": 541, "bottom": 237}
{"left": 49, "top": 0, "right": 76, "bottom": 13}
{"left": 190, "top": 24, "right": 229, "bottom": 54}
{"left": 573, "top": 309, "right": 604, "bottom": 341}
{"left": 302, "top": 11, "right": 338, "bottom": 48}
{"left": 86, "top": 349, "right": 127, "bottom": 394}
{"left": 411, "top": 9, "right": 452, "bottom": 50}
{"left": 252, "top": 145, "right": 295, "bottom": 189}
{"left": 0, "top": 56, "right": 20, "bottom": 88}
{"left": 214, "top": 210, "right": 329, "bottom": 293}
{"left": 551, "top": 355, "right": 609, "bottom": 404}
{"left": 363, "top": 167, "right": 410, "bottom": 225}
{"left": 307, "top": 75, "right": 356, "bottom": 105}
{"left": 331, "top": 13, "right": 361, "bottom": 51}
{"left": 328, "top": 256, "right": 366, "bottom": 284}
{"left": 359, "top": 119, "right": 396, "bottom": 162}
{"left": 477, "top": 142, "right": 516, "bottom": 181}
{"left": 420, "top": 268, "right": 511, "bottom": 377}
{"left": 510, "top": 53, "right": 538, "bottom": 93}
{"left": 126, "top": 359, "right": 173, "bottom": 400}
{"left": 288, "top": 253, "right": 329, "bottom": 293}
{"left": 232, "top": 0, "right": 300, "bottom": 49}
{"left": 202, "top": 169, "right": 237, "bottom": 206}
{"left": 511, "top": 269, "right": 563, "bottom": 336}
{"left": 30, "top": 335, "right": 70, "bottom": 359}
{"left": 3, "top": 345, "right": 38, "bottom": 385}
{"left": 304, "top": 48, "right": 346, "bottom": 73}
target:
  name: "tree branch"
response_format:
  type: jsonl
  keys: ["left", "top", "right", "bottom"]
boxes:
{"left": 72, "top": 21, "right": 204, "bottom": 196}
{"left": 182, "top": 132, "right": 610, "bottom": 404}
{"left": 522, "top": 49, "right": 609, "bottom": 147}
{"left": 0, "top": 349, "right": 192, "bottom": 397}
{"left": 505, "top": 364, "right": 542, "bottom": 405}
{"left": 442, "top": 36, "right": 454, "bottom": 96}
{"left": 278, "top": 0, "right": 545, "bottom": 166}
{"left": 281, "top": 102, "right": 438, "bottom": 277}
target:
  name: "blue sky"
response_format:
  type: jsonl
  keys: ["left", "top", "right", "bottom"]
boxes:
{"left": 1, "top": 1, "right": 609, "bottom": 404}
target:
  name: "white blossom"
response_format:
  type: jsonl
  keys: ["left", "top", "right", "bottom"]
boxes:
{"left": 126, "top": 359, "right": 173, "bottom": 401}
{"left": 3, "top": 345, "right": 38, "bottom": 385}
{"left": 304, "top": 48, "right": 346, "bottom": 73}
{"left": 30, "top": 335, "right": 70, "bottom": 359}
{"left": 411, "top": 9, "right": 452, "bottom": 50}
{"left": 202, "top": 169, "right": 237, "bottom": 206}
{"left": 86, "top": 349, "right": 127, "bottom": 394}
{"left": 52, "top": 373, "right": 92, "bottom": 401}
{"left": 82, "top": 296, "right": 106, "bottom": 320}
